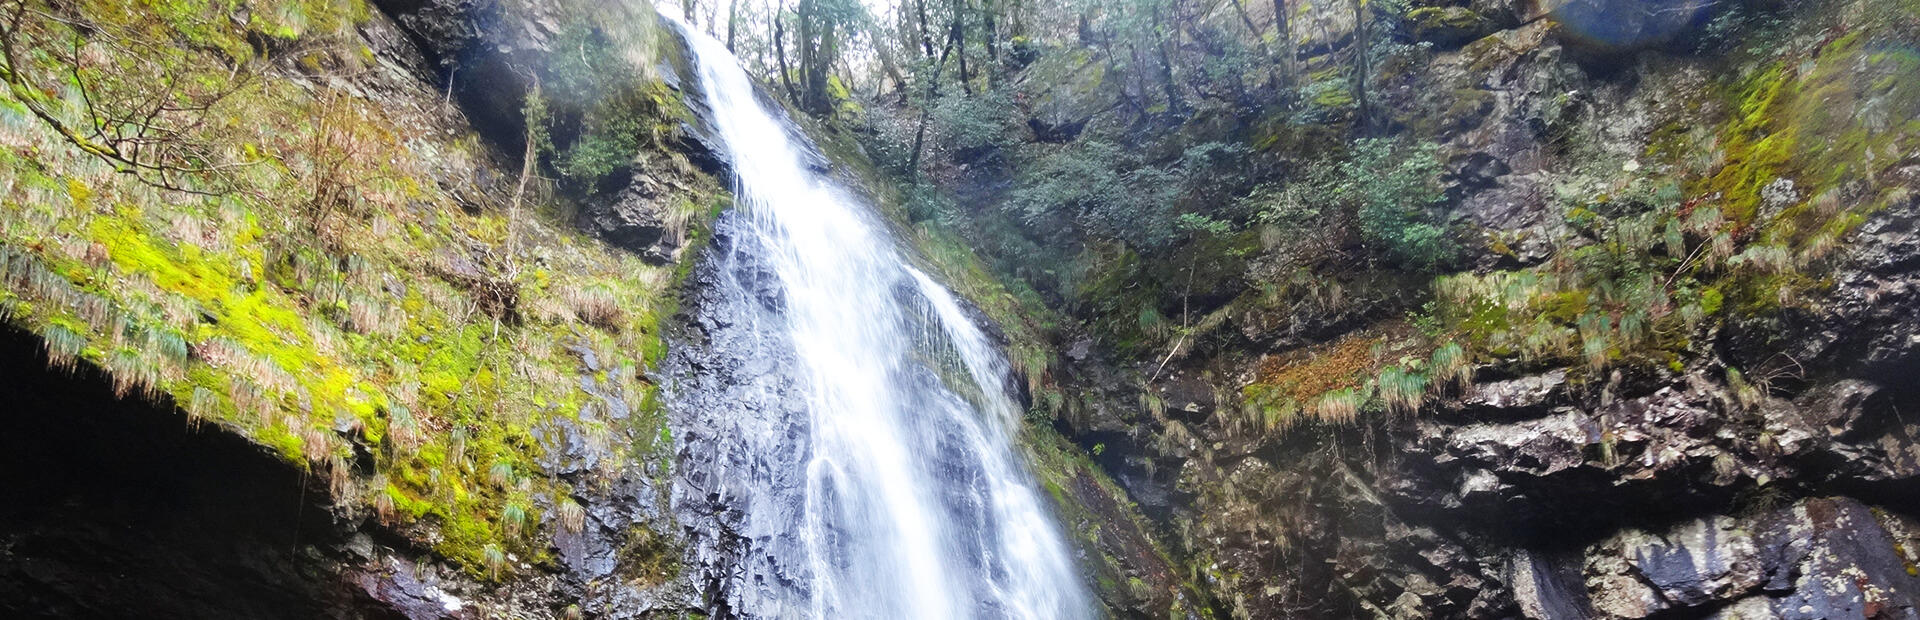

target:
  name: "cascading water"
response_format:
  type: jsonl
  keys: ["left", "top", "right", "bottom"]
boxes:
{"left": 663, "top": 17, "right": 1093, "bottom": 620}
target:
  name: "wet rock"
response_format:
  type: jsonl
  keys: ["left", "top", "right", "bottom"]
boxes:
{"left": 1290, "top": 0, "right": 1358, "bottom": 58}
{"left": 660, "top": 212, "right": 817, "bottom": 617}
{"left": 1019, "top": 50, "right": 1118, "bottom": 145}
{"left": 1772, "top": 201, "right": 1920, "bottom": 383}
{"left": 1794, "top": 380, "right": 1920, "bottom": 486}
{"left": 352, "top": 558, "right": 469, "bottom": 620}
{"left": 1586, "top": 516, "right": 1763, "bottom": 616}
{"left": 370, "top": 0, "right": 723, "bottom": 266}
{"left": 1457, "top": 369, "right": 1568, "bottom": 419}
{"left": 1423, "top": 21, "right": 1572, "bottom": 232}
{"left": 578, "top": 174, "right": 689, "bottom": 265}
{"left": 1543, "top": 0, "right": 1717, "bottom": 53}
{"left": 1584, "top": 498, "right": 1920, "bottom": 620}
{"left": 1509, "top": 550, "right": 1594, "bottom": 620}
{"left": 1445, "top": 152, "right": 1512, "bottom": 203}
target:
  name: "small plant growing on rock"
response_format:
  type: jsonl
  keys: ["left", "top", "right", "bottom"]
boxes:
{"left": 483, "top": 544, "right": 508, "bottom": 580}
{"left": 1428, "top": 342, "right": 1472, "bottom": 394}
{"left": 1312, "top": 387, "right": 1365, "bottom": 424}
{"left": 1375, "top": 366, "right": 1428, "bottom": 416}
{"left": 38, "top": 322, "right": 85, "bottom": 372}
{"left": 503, "top": 503, "right": 528, "bottom": 537}
{"left": 557, "top": 497, "right": 587, "bottom": 534}
{"left": 488, "top": 461, "right": 515, "bottom": 488}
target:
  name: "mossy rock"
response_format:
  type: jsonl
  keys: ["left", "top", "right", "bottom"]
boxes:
{"left": 1409, "top": 7, "right": 1491, "bottom": 49}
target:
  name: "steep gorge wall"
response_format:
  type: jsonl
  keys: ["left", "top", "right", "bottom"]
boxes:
{"left": 876, "top": 0, "right": 1920, "bottom": 618}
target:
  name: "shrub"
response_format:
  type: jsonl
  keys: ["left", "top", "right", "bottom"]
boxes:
{"left": 483, "top": 544, "right": 508, "bottom": 580}
{"left": 1253, "top": 138, "right": 1456, "bottom": 271}
{"left": 1428, "top": 342, "right": 1471, "bottom": 393}
{"left": 1312, "top": 387, "right": 1364, "bottom": 424}
{"left": 503, "top": 503, "right": 528, "bottom": 537}
{"left": 38, "top": 322, "right": 85, "bottom": 372}
{"left": 929, "top": 89, "right": 1020, "bottom": 159}
{"left": 1007, "top": 140, "right": 1253, "bottom": 251}
{"left": 1343, "top": 139, "right": 1455, "bottom": 271}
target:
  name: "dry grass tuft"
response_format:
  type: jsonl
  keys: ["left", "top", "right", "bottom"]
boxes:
{"left": 563, "top": 285, "right": 625, "bottom": 331}
{"left": 105, "top": 346, "right": 162, "bottom": 400}
{"left": 557, "top": 496, "right": 587, "bottom": 534}
{"left": 1311, "top": 388, "right": 1364, "bottom": 425}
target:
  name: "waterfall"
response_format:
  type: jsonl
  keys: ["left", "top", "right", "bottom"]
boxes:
{"left": 664, "top": 17, "right": 1093, "bottom": 620}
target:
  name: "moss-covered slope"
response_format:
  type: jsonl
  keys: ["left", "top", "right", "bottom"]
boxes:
{"left": 0, "top": 0, "right": 725, "bottom": 599}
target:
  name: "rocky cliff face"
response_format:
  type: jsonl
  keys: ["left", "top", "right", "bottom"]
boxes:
{"left": 877, "top": 0, "right": 1920, "bottom": 618}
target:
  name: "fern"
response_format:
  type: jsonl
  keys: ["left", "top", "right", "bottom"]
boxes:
{"left": 146, "top": 326, "right": 190, "bottom": 363}
{"left": 39, "top": 322, "right": 86, "bottom": 372}
{"left": 1582, "top": 332, "right": 1612, "bottom": 370}
{"left": 483, "top": 544, "right": 508, "bottom": 580}
{"left": 1376, "top": 366, "right": 1428, "bottom": 415}
{"left": 187, "top": 385, "right": 218, "bottom": 426}
{"left": 489, "top": 461, "right": 515, "bottom": 488}
{"left": 1428, "top": 342, "right": 1472, "bottom": 393}
{"left": 503, "top": 503, "right": 528, "bottom": 537}
{"left": 105, "top": 346, "right": 160, "bottom": 399}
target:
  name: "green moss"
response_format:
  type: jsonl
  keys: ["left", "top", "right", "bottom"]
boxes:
{"left": 1020, "top": 422, "right": 1214, "bottom": 618}
{"left": 1407, "top": 7, "right": 1487, "bottom": 46}
{"left": 1700, "top": 64, "right": 1799, "bottom": 225}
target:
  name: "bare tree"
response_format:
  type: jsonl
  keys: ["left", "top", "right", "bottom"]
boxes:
{"left": 0, "top": 0, "right": 258, "bottom": 195}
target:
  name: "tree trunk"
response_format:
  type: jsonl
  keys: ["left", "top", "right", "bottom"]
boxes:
{"left": 908, "top": 37, "right": 956, "bottom": 175}
{"left": 1230, "top": 0, "right": 1281, "bottom": 94}
{"left": 809, "top": 20, "right": 835, "bottom": 115}
{"left": 798, "top": 0, "right": 816, "bottom": 108}
{"left": 916, "top": 0, "right": 936, "bottom": 58}
{"left": 1350, "top": 0, "right": 1368, "bottom": 131}
{"left": 795, "top": 0, "right": 834, "bottom": 118}
{"left": 726, "top": 0, "right": 739, "bottom": 52}
{"left": 1152, "top": 4, "right": 1185, "bottom": 118}
{"left": 951, "top": 0, "right": 972, "bottom": 95}
{"left": 984, "top": 0, "right": 999, "bottom": 65}
{"left": 774, "top": 3, "right": 800, "bottom": 105}
{"left": 1273, "top": 0, "right": 1295, "bottom": 102}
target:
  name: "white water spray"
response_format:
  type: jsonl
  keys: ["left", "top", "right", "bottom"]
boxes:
{"left": 668, "top": 17, "right": 1093, "bottom": 620}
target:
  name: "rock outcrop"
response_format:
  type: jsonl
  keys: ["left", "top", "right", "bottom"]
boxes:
{"left": 372, "top": 0, "right": 724, "bottom": 266}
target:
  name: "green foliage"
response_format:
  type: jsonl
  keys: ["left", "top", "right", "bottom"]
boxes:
{"left": 1252, "top": 138, "right": 1455, "bottom": 271}
{"left": 1343, "top": 139, "right": 1454, "bottom": 270}
{"left": 482, "top": 544, "right": 508, "bottom": 580}
{"left": 929, "top": 89, "right": 1021, "bottom": 157}
{"left": 532, "top": 16, "right": 693, "bottom": 195}
{"left": 1008, "top": 139, "right": 1251, "bottom": 251}
{"left": 1175, "top": 213, "right": 1232, "bottom": 237}
{"left": 902, "top": 182, "right": 959, "bottom": 224}
{"left": 1375, "top": 365, "right": 1428, "bottom": 415}
{"left": 1429, "top": 341, "right": 1471, "bottom": 391}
